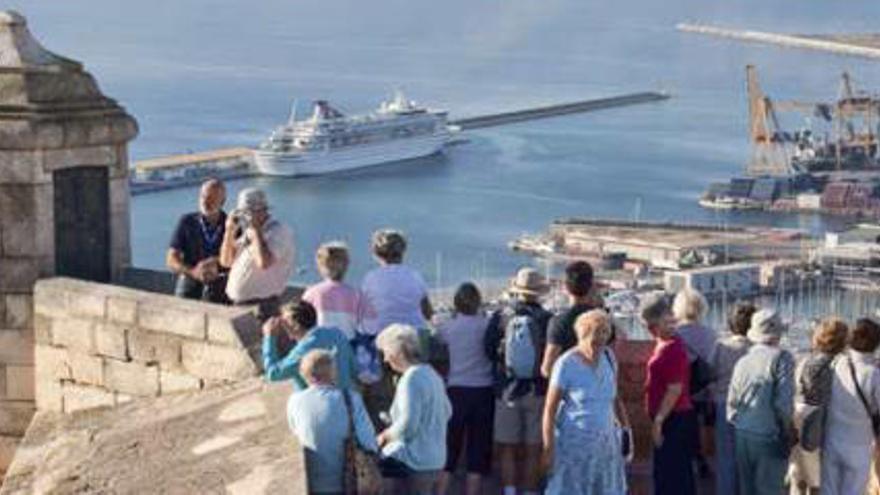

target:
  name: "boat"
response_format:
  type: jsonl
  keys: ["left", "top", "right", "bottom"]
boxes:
{"left": 253, "top": 91, "right": 459, "bottom": 176}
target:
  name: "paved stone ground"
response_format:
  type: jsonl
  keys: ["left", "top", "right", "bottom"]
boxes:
{"left": 0, "top": 380, "right": 304, "bottom": 494}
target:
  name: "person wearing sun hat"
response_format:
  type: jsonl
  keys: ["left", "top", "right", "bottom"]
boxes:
{"left": 220, "top": 187, "right": 295, "bottom": 321}
{"left": 484, "top": 267, "right": 553, "bottom": 495}
{"left": 726, "top": 308, "right": 796, "bottom": 495}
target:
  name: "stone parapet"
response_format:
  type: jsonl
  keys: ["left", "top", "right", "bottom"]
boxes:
{"left": 614, "top": 339, "right": 654, "bottom": 462}
{"left": 32, "top": 277, "right": 262, "bottom": 414}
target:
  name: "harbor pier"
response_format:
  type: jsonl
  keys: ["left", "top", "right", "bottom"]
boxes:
{"left": 678, "top": 22, "right": 880, "bottom": 59}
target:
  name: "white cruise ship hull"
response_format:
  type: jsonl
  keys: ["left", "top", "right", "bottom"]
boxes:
{"left": 253, "top": 132, "right": 450, "bottom": 177}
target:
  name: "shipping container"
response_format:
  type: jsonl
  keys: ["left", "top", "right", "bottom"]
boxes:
{"left": 728, "top": 178, "right": 754, "bottom": 198}
{"left": 750, "top": 177, "right": 780, "bottom": 201}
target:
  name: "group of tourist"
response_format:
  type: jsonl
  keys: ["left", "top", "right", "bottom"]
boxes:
{"left": 167, "top": 178, "right": 880, "bottom": 495}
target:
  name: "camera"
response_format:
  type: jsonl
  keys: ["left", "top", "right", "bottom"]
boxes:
{"left": 231, "top": 208, "right": 252, "bottom": 231}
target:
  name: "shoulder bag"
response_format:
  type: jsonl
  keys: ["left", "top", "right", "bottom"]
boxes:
{"left": 342, "top": 390, "right": 382, "bottom": 495}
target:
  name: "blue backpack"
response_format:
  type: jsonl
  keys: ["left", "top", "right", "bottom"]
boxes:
{"left": 504, "top": 312, "right": 540, "bottom": 379}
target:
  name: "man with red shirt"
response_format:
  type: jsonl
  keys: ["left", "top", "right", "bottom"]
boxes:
{"left": 640, "top": 293, "right": 696, "bottom": 495}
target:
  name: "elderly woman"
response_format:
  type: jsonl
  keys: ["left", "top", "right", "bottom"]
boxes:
{"left": 287, "top": 349, "right": 378, "bottom": 495}
{"left": 727, "top": 308, "right": 795, "bottom": 495}
{"left": 358, "top": 229, "right": 433, "bottom": 420}
{"left": 673, "top": 288, "right": 716, "bottom": 478}
{"left": 542, "top": 309, "right": 629, "bottom": 495}
{"left": 263, "top": 300, "right": 356, "bottom": 390}
{"left": 821, "top": 318, "right": 880, "bottom": 495}
{"left": 641, "top": 293, "right": 696, "bottom": 495}
{"left": 375, "top": 324, "right": 452, "bottom": 495}
{"left": 711, "top": 303, "right": 756, "bottom": 495}
{"left": 789, "top": 318, "right": 848, "bottom": 495}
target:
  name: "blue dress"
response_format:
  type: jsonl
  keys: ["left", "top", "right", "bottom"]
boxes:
{"left": 546, "top": 348, "right": 626, "bottom": 495}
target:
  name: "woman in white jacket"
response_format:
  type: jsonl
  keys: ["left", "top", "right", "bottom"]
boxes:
{"left": 821, "top": 318, "right": 880, "bottom": 495}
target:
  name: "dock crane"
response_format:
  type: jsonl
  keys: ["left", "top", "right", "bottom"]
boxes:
{"left": 745, "top": 65, "right": 880, "bottom": 176}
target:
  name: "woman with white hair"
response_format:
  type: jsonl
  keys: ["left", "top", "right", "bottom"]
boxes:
{"left": 287, "top": 349, "right": 377, "bottom": 495}
{"left": 673, "top": 288, "right": 716, "bottom": 478}
{"left": 375, "top": 324, "right": 451, "bottom": 495}
{"left": 542, "top": 309, "right": 629, "bottom": 494}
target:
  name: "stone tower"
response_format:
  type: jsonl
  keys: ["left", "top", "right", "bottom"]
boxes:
{"left": 0, "top": 10, "right": 137, "bottom": 473}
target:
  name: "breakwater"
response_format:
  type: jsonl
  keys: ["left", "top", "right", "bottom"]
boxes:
{"left": 677, "top": 23, "right": 880, "bottom": 59}
{"left": 450, "top": 91, "right": 670, "bottom": 130}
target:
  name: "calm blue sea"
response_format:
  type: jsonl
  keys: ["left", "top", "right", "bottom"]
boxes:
{"left": 14, "top": 1, "right": 880, "bottom": 295}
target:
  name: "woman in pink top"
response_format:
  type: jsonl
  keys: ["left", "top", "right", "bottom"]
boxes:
{"left": 301, "top": 242, "right": 361, "bottom": 340}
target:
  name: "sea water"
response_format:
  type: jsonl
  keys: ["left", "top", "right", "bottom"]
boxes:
{"left": 16, "top": 0, "right": 880, "bottom": 335}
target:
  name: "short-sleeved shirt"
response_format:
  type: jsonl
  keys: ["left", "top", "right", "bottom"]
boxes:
{"left": 302, "top": 280, "right": 361, "bottom": 340}
{"left": 360, "top": 264, "right": 428, "bottom": 336}
{"left": 548, "top": 302, "right": 602, "bottom": 352}
{"left": 437, "top": 314, "right": 493, "bottom": 388}
{"left": 646, "top": 335, "right": 692, "bottom": 418}
{"left": 169, "top": 211, "right": 228, "bottom": 267}
{"left": 226, "top": 219, "right": 295, "bottom": 302}
{"left": 550, "top": 348, "right": 617, "bottom": 433}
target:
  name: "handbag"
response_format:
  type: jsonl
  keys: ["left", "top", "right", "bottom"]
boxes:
{"left": 342, "top": 390, "right": 383, "bottom": 495}
{"left": 848, "top": 357, "right": 880, "bottom": 438}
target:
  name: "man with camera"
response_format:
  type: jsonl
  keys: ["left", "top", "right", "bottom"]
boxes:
{"left": 220, "top": 187, "right": 295, "bottom": 321}
{"left": 166, "top": 178, "right": 230, "bottom": 303}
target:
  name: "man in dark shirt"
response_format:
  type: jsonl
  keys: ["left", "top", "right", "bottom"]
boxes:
{"left": 540, "top": 260, "right": 603, "bottom": 377}
{"left": 166, "top": 178, "right": 229, "bottom": 303}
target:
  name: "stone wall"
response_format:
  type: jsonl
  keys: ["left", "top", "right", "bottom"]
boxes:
{"left": 32, "top": 277, "right": 262, "bottom": 414}
{"left": 615, "top": 339, "right": 654, "bottom": 462}
{"left": 0, "top": 11, "right": 138, "bottom": 477}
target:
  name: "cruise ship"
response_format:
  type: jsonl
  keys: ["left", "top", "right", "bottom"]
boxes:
{"left": 253, "top": 92, "right": 458, "bottom": 176}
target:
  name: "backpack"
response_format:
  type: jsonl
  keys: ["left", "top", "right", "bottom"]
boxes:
{"left": 682, "top": 340, "right": 714, "bottom": 396}
{"left": 503, "top": 310, "right": 541, "bottom": 379}
{"left": 797, "top": 354, "right": 836, "bottom": 452}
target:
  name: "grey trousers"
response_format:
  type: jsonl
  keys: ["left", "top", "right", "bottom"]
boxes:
{"left": 735, "top": 431, "right": 788, "bottom": 495}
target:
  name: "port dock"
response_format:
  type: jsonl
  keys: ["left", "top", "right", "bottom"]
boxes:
{"left": 130, "top": 91, "right": 671, "bottom": 195}
{"left": 677, "top": 23, "right": 880, "bottom": 59}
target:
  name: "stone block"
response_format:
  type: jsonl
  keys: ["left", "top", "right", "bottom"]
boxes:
{"left": 104, "top": 359, "right": 159, "bottom": 397}
{"left": 34, "top": 345, "right": 71, "bottom": 382}
{"left": 4, "top": 294, "right": 32, "bottom": 330}
{"left": 51, "top": 317, "right": 94, "bottom": 354}
{"left": 107, "top": 296, "right": 137, "bottom": 325}
{"left": 139, "top": 303, "right": 206, "bottom": 340}
{"left": 0, "top": 331, "right": 33, "bottom": 364}
{"left": 0, "top": 149, "right": 40, "bottom": 184}
{"left": 95, "top": 322, "right": 128, "bottom": 361}
{"left": 0, "top": 184, "right": 35, "bottom": 220}
{"left": 63, "top": 383, "right": 114, "bottom": 413}
{"left": 128, "top": 330, "right": 181, "bottom": 368}
{"left": 33, "top": 314, "right": 52, "bottom": 345}
{"left": 5, "top": 365, "right": 34, "bottom": 400}
{"left": 0, "top": 400, "right": 35, "bottom": 436}
{"left": 67, "top": 290, "right": 107, "bottom": 319}
{"left": 1, "top": 220, "right": 36, "bottom": 256}
{"left": 0, "top": 434, "right": 20, "bottom": 473}
{"left": 159, "top": 369, "right": 202, "bottom": 394}
{"left": 181, "top": 342, "right": 259, "bottom": 382}
{"left": 33, "top": 284, "right": 68, "bottom": 319}
{"left": 41, "top": 145, "right": 117, "bottom": 171}
{"left": 68, "top": 352, "right": 103, "bottom": 387}
{"left": 0, "top": 258, "right": 39, "bottom": 292}
{"left": 35, "top": 374, "right": 62, "bottom": 412}
{"left": 114, "top": 392, "right": 133, "bottom": 406}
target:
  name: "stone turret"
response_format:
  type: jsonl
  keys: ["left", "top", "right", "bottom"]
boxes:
{"left": 0, "top": 10, "right": 137, "bottom": 476}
